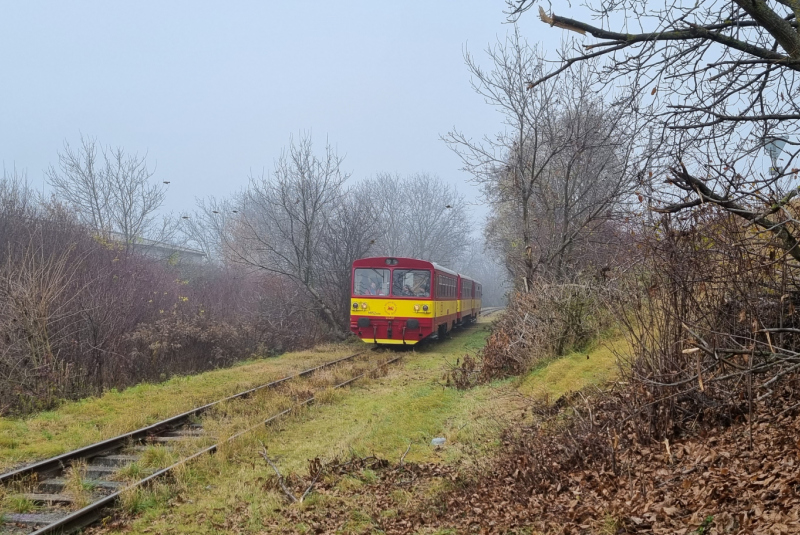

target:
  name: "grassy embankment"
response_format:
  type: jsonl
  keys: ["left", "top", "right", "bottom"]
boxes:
{"left": 75, "top": 319, "right": 627, "bottom": 534}
{"left": 0, "top": 342, "right": 363, "bottom": 472}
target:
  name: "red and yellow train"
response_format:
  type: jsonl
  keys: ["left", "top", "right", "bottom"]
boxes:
{"left": 350, "top": 257, "right": 482, "bottom": 345}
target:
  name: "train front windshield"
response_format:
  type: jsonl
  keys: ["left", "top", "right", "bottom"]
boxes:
{"left": 392, "top": 270, "right": 431, "bottom": 297}
{"left": 354, "top": 268, "right": 391, "bottom": 296}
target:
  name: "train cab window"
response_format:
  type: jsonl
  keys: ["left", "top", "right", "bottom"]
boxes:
{"left": 354, "top": 268, "right": 390, "bottom": 296}
{"left": 392, "top": 269, "right": 431, "bottom": 297}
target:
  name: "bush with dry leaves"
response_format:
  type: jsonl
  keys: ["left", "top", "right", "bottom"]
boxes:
{"left": 479, "top": 277, "right": 616, "bottom": 382}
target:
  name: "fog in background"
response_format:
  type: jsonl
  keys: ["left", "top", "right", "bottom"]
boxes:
{"left": 0, "top": 1, "right": 570, "bottom": 226}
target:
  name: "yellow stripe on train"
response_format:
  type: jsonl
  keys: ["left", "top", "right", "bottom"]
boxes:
{"left": 350, "top": 298, "right": 460, "bottom": 318}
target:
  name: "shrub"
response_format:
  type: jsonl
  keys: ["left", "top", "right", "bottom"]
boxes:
{"left": 0, "top": 179, "right": 327, "bottom": 415}
{"left": 479, "top": 278, "right": 615, "bottom": 381}
{"left": 615, "top": 210, "right": 800, "bottom": 440}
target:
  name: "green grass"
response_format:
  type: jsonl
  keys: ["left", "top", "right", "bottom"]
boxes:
{"left": 0, "top": 341, "right": 362, "bottom": 471}
{"left": 119, "top": 482, "right": 173, "bottom": 515}
{"left": 88, "top": 320, "right": 628, "bottom": 533}
{"left": 4, "top": 495, "right": 36, "bottom": 514}
{"left": 109, "top": 321, "right": 632, "bottom": 534}
{"left": 1, "top": 315, "right": 630, "bottom": 534}
{"left": 516, "top": 336, "right": 627, "bottom": 401}
{"left": 138, "top": 445, "right": 178, "bottom": 469}
{"left": 110, "top": 323, "right": 498, "bottom": 533}
{"left": 250, "top": 325, "right": 505, "bottom": 472}
{"left": 114, "top": 461, "right": 146, "bottom": 481}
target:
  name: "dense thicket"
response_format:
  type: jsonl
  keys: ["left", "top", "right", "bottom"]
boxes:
{"left": 471, "top": 1, "right": 800, "bottom": 451}
{"left": 0, "top": 174, "right": 322, "bottom": 415}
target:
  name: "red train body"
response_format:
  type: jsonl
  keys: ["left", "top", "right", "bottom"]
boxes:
{"left": 350, "top": 257, "right": 482, "bottom": 345}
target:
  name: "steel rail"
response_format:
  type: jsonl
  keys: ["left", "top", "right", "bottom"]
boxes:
{"left": 27, "top": 354, "right": 403, "bottom": 535}
{"left": 0, "top": 351, "right": 367, "bottom": 485}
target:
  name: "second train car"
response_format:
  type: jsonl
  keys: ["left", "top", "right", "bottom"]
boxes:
{"left": 350, "top": 257, "right": 482, "bottom": 345}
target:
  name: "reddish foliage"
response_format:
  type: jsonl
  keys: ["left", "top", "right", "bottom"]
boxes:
{"left": 0, "top": 200, "right": 327, "bottom": 414}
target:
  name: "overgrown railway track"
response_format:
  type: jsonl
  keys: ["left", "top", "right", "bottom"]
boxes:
{"left": 1, "top": 310, "right": 500, "bottom": 534}
{"left": 0, "top": 350, "right": 404, "bottom": 535}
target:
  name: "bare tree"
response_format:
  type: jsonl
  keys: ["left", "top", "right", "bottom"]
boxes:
{"left": 0, "top": 173, "right": 92, "bottom": 409}
{"left": 453, "top": 236, "right": 510, "bottom": 307}
{"left": 445, "top": 28, "right": 637, "bottom": 285}
{"left": 0, "top": 167, "right": 38, "bottom": 243}
{"left": 444, "top": 27, "right": 557, "bottom": 285}
{"left": 221, "top": 133, "right": 349, "bottom": 336}
{"left": 0, "top": 235, "right": 80, "bottom": 409}
{"left": 510, "top": 1, "right": 800, "bottom": 258}
{"left": 363, "top": 172, "right": 472, "bottom": 266}
{"left": 46, "top": 135, "right": 173, "bottom": 252}
{"left": 181, "top": 196, "right": 234, "bottom": 264}
{"left": 318, "top": 187, "right": 381, "bottom": 327}
{"left": 506, "top": 1, "right": 800, "bottom": 418}
{"left": 361, "top": 173, "right": 407, "bottom": 257}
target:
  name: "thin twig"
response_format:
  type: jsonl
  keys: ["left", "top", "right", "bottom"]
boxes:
{"left": 258, "top": 440, "right": 297, "bottom": 503}
{"left": 299, "top": 468, "right": 323, "bottom": 503}
{"left": 400, "top": 441, "right": 412, "bottom": 467}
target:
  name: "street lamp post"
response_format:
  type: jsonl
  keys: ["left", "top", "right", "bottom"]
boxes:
{"left": 765, "top": 137, "right": 787, "bottom": 178}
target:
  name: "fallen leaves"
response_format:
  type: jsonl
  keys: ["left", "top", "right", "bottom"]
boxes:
{"left": 376, "top": 384, "right": 800, "bottom": 534}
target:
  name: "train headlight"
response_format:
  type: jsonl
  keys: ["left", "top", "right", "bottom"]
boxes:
{"left": 352, "top": 302, "right": 359, "bottom": 310}
{"left": 422, "top": 304, "right": 429, "bottom": 312}
{"left": 414, "top": 304, "right": 420, "bottom": 312}
{"left": 361, "top": 302, "right": 368, "bottom": 310}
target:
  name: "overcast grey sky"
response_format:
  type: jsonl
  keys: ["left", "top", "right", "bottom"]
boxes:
{"left": 1, "top": 1, "right": 565, "bottom": 224}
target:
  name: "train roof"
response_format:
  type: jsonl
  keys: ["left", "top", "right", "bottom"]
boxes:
{"left": 457, "top": 273, "right": 482, "bottom": 287}
{"left": 353, "top": 257, "right": 459, "bottom": 277}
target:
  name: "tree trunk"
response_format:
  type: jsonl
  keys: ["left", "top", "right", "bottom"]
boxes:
{"left": 305, "top": 283, "right": 348, "bottom": 340}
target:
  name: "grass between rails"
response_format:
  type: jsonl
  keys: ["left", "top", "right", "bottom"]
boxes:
{"left": 91, "top": 322, "right": 627, "bottom": 535}
{"left": 0, "top": 341, "right": 363, "bottom": 472}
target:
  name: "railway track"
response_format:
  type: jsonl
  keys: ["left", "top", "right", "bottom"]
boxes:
{"left": 1, "top": 312, "right": 498, "bottom": 534}
{"left": 480, "top": 306, "right": 504, "bottom": 317}
{"left": 0, "top": 350, "right": 402, "bottom": 535}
